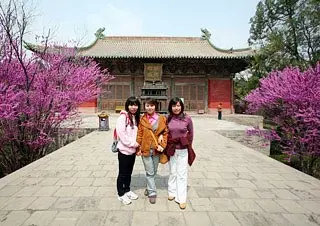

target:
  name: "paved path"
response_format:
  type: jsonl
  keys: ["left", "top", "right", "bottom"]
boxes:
{"left": 0, "top": 116, "right": 319, "bottom": 226}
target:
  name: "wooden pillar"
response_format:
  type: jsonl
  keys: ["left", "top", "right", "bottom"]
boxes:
{"left": 230, "top": 74, "right": 235, "bottom": 114}
{"left": 131, "top": 76, "right": 135, "bottom": 96}
{"left": 204, "top": 77, "right": 208, "bottom": 112}
{"left": 170, "top": 75, "right": 174, "bottom": 98}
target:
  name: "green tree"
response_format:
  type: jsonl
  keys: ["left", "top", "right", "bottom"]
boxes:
{"left": 249, "top": 0, "right": 320, "bottom": 74}
{"left": 235, "top": 0, "right": 320, "bottom": 100}
{"left": 234, "top": 73, "right": 260, "bottom": 99}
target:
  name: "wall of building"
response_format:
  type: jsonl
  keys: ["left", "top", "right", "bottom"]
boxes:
{"left": 171, "top": 77, "right": 206, "bottom": 111}
{"left": 208, "top": 79, "right": 232, "bottom": 113}
{"left": 80, "top": 76, "right": 233, "bottom": 113}
{"left": 79, "top": 58, "right": 241, "bottom": 113}
{"left": 79, "top": 99, "right": 97, "bottom": 108}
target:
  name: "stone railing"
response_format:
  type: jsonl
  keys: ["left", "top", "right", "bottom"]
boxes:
{"left": 50, "top": 128, "right": 96, "bottom": 152}
{"left": 216, "top": 130, "right": 270, "bottom": 156}
{"left": 223, "top": 114, "right": 264, "bottom": 129}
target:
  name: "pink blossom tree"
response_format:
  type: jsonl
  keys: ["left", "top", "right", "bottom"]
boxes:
{"left": 0, "top": 0, "right": 112, "bottom": 176}
{"left": 245, "top": 64, "right": 320, "bottom": 176}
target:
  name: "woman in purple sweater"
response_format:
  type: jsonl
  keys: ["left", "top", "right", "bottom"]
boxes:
{"left": 166, "top": 97, "right": 194, "bottom": 210}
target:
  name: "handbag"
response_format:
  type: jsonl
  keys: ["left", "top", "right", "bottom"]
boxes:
{"left": 159, "top": 152, "right": 169, "bottom": 164}
{"left": 111, "top": 129, "right": 119, "bottom": 153}
{"left": 149, "top": 129, "right": 168, "bottom": 164}
{"left": 111, "top": 140, "right": 119, "bottom": 153}
{"left": 111, "top": 112, "right": 130, "bottom": 153}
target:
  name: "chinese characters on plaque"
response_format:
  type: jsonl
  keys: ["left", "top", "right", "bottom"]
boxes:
{"left": 144, "top": 64, "right": 163, "bottom": 82}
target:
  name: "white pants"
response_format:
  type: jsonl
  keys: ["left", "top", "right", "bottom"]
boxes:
{"left": 168, "top": 148, "right": 188, "bottom": 203}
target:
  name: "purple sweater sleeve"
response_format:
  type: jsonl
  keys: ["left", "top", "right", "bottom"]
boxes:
{"left": 187, "top": 115, "right": 194, "bottom": 143}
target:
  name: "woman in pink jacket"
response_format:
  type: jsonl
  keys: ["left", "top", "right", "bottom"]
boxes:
{"left": 116, "top": 96, "right": 141, "bottom": 205}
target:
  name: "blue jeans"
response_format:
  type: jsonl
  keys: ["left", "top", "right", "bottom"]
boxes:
{"left": 142, "top": 150, "right": 160, "bottom": 196}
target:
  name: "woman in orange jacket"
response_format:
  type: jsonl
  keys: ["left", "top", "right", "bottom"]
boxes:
{"left": 136, "top": 97, "right": 168, "bottom": 204}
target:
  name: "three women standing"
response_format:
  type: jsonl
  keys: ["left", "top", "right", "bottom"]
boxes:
{"left": 116, "top": 96, "right": 194, "bottom": 209}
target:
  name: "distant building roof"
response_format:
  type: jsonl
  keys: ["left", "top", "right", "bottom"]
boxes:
{"left": 78, "top": 29, "right": 254, "bottom": 59}
{"left": 25, "top": 28, "right": 255, "bottom": 60}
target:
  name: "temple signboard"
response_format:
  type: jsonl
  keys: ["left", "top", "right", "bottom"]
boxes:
{"left": 144, "top": 63, "right": 162, "bottom": 81}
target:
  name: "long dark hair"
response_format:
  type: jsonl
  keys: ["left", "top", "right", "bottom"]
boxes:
{"left": 167, "top": 97, "right": 185, "bottom": 122}
{"left": 125, "top": 96, "right": 141, "bottom": 126}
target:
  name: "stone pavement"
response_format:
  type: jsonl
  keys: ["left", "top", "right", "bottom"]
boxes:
{"left": 0, "top": 115, "right": 320, "bottom": 226}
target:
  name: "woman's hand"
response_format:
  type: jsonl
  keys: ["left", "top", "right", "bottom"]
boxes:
{"left": 133, "top": 142, "right": 140, "bottom": 148}
{"left": 158, "top": 134, "right": 164, "bottom": 144}
{"left": 157, "top": 145, "right": 164, "bottom": 152}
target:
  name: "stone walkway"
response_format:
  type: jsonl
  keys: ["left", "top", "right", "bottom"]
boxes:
{"left": 0, "top": 116, "right": 319, "bottom": 226}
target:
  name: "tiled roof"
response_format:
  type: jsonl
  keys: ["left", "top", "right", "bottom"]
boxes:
{"left": 78, "top": 36, "right": 254, "bottom": 59}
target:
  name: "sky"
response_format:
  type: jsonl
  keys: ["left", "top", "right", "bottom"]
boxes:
{"left": 26, "top": 0, "right": 261, "bottom": 49}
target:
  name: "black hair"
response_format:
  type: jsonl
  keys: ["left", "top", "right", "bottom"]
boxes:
{"left": 168, "top": 97, "right": 184, "bottom": 114}
{"left": 125, "top": 96, "right": 141, "bottom": 126}
{"left": 144, "top": 97, "right": 158, "bottom": 111}
{"left": 167, "top": 97, "right": 185, "bottom": 122}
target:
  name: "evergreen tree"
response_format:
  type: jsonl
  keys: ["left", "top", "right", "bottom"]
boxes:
{"left": 249, "top": 0, "right": 320, "bottom": 73}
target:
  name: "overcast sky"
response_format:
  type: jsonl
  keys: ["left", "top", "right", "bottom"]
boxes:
{"left": 26, "top": 0, "right": 260, "bottom": 49}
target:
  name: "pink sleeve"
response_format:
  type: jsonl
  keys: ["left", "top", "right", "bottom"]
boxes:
{"left": 116, "top": 114, "right": 136, "bottom": 147}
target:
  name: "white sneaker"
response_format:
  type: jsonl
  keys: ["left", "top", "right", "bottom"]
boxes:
{"left": 125, "top": 191, "right": 138, "bottom": 200}
{"left": 118, "top": 194, "right": 132, "bottom": 205}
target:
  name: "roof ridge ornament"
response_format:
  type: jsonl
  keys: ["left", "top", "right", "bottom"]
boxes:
{"left": 95, "top": 27, "right": 106, "bottom": 39}
{"left": 201, "top": 28, "right": 211, "bottom": 40}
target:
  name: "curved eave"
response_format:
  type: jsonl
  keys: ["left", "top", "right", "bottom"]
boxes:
{"left": 77, "top": 38, "right": 100, "bottom": 51}
{"left": 204, "top": 37, "right": 253, "bottom": 53}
